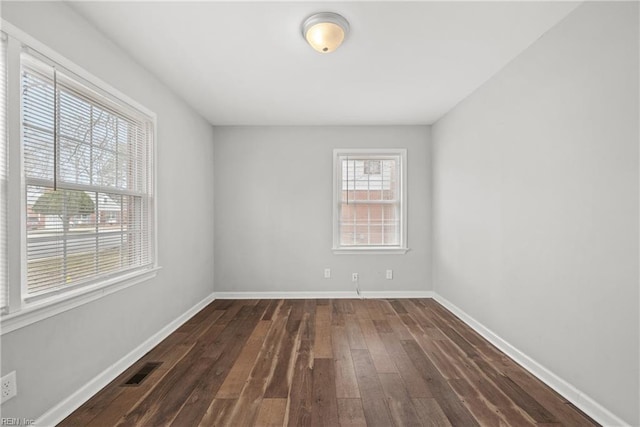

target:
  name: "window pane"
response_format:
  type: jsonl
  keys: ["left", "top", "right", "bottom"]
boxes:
{"left": 59, "top": 137, "right": 91, "bottom": 184}
{"left": 24, "top": 126, "right": 54, "bottom": 180}
{"left": 92, "top": 148, "right": 117, "bottom": 187}
{"left": 92, "top": 106, "right": 117, "bottom": 151}
{"left": 26, "top": 186, "right": 94, "bottom": 292}
{"left": 59, "top": 89, "right": 91, "bottom": 140}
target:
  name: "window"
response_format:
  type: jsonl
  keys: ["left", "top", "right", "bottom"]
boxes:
{"left": 1, "top": 25, "right": 157, "bottom": 330}
{"left": 333, "top": 149, "right": 408, "bottom": 254}
{"left": 22, "top": 54, "right": 155, "bottom": 298}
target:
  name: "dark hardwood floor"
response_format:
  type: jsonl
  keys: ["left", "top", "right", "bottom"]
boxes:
{"left": 60, "top": 299, "right": 598, "bottom": 426}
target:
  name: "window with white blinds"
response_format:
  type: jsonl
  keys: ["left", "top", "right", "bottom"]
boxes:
{"left": 22, "top": 53, "right": 155, "bottom": 297}
{"left": 333, "top": 149, "right": 408, "bottom": 253}
{"left": 0, "top": 34, "right": 8, "bottom": 312}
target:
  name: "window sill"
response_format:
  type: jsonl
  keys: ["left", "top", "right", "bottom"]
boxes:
{"left": 0, "top": 267, "right": 160, "bottom": 335}
{"left": 332, "top": 247, "right": 410, "bottom": 255}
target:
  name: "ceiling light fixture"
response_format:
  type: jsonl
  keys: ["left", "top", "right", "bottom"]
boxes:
{"left": 301, "top": 12, "right": 350, "bottom": 53}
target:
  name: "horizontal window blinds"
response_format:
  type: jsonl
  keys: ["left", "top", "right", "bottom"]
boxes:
{"left": 22, "top": 53, "right": 154, "bottom": 297}
{"left": 0, "top": 34, "right": 7, "bottom": 312}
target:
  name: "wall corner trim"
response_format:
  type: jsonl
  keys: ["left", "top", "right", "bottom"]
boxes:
{"left": 432, "top": 293, "right": 630, "bottom": 427}
{"left": 34, "top": 292, "right": 216, "bottom": 427}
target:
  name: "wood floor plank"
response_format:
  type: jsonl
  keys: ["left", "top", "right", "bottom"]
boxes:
{"left": 403, "top": 300, "right": 437, "bottom": 329}
{"left": 210, "top": 298, "right": 235, "bottom": 310}
{"left": 332, "top": 299, "right": 346, "bottom": 326}
{"left": 345, "top": 314, "right": 368, "bottom": 350}
{"left": 286, "top": 339, "right": 314, "bottom": 426}
{"left": 365, "top": 300, "right": 386, "bottom": 320}
{"left": 255, "top": 398, "right": 287, "bottom": 426}
{"left": 358, "top": 318, "right": 397, "bottom": 374}
{"left": 397, "top": 312, "right": 424, "bottom": 336}
{"left": 62, "top": 299, "right": 599, "bottom": 427}
{"left": 314, "top": 304, "right": 333, "bottom": 358}
{"left": 440, "top": 325, "right": 479, "bottom": 359}
{"left": 416, "top": 335, "right": 462, "bottom": 380}
{"left": 412, "top": 398, "right": 453, "bottom": 427}
{"left": 373, "top": 319, "right": 393, "bottom": 334}
{"left": 379, "top": 331, "right": 433, "bottom": 398}
{"left": 298, "top": 299, "right": 316, "bottom": 342}
{"left": 225, "top": 303, "right": 291, "bottom": 426}
{"left": 340, "top": 299, "right": 356, "bottom": 314}
{"left": 504, "top": 367, "right": 599, "bottom": 426}
{"left": 214, "top": 299, "right": 248, "bottom": 325}
{"left": 423, "top": 326, "right": 448, "bottom": 341}
{"left": 174, "top": 302, "right": 218, "bottom": 334}
{"left": 311, "top": 358, "right": 340, "bottom": 426}
{"left": 377, "top": 299, "right": 397, "bottom": 317}
{"left": 351, "top": 349, "right": 394, "bottom": 427}
{"left": 332, "top": 326, "right": 361, "bottom": 398}
{"left": 261, "top": 299, "right": 281, "bottom": 321}
{"left": 431, "top": 338, "right": 536, "bottom": 426}
{"left": 286, "top": 302, "right": 316, "bottom": 426}
{"left": 216, "top": 320, "right": 272, "bottom": 398}
{"left": 424, "top": 299, "right": 507, "bottom": 362}
{"left": 401, "top": 339, "right": 481, "bottom": 427}
{"left": 389, "top": 299, "right": 408, "bottom": 314}
{"left": 353, "top": 299, "right": 371, "bottom": 320}
{"left": 390, "top": 307, "right": 464, "bottom": 381}
{"left": 183, "top": 312, "right": 226, "bottom": 344}
{"left": 264, "top": 300, "right": 303, "bottom": 398}
{"left": 337, "top": 398, "right": 367, "bottom": 426}
{"left": 448, "top": 377, "right": 504, "bottom": 426}
{"left": 197, "top": 398, "right": 236, "bottom": 427}
{"left": 474, "top": 375, "right": 537, "bottom": 426}
{"left": 473, "top": 358, "right": 557, "bottom": 424}
{"left": 378, "top": 372, "right": 422, "bottom": 426}
{"left": 386, "top": 314, "right": 415, "bottom": 341}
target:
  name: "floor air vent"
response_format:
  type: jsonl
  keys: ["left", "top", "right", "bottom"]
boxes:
{"left": 122, "top": 362, "right": 162, "bottom": 386}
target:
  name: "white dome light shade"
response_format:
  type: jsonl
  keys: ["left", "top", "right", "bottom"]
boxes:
{"left": 302, "top": 12, "right": 350, "bottom": 53}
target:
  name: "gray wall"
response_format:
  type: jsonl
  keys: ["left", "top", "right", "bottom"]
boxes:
{"left": 432, "top": 2, "right": 639, "bottom": 425}
{"left": 214, "top": 126, "right": 431, "bottom": 294}
{"left": 1, "top": 2, "right": 215, "bottom": 420}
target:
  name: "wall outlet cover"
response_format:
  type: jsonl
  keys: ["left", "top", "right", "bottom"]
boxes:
{"left": 1, "top": 371, "right": 17, "bottom": 403}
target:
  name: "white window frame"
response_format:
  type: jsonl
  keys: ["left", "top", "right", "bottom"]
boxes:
{"left": 332, "top": 148, "right": 409, "bottom": 254}
{"left": 0, "top": 21, "right": 159, "bottom": 335}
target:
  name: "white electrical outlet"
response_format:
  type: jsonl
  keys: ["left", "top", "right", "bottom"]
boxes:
{"left": 1, "top": 371, "right": 17, "bottom": 403}
{"left": 324, "top": 268, "right": 331, "bottom": 279}
{"left": 386, "top": 269, "right": 393, "bottom": 280}
{"left": 352, "top": 273, "right": 359, "bottom": 282}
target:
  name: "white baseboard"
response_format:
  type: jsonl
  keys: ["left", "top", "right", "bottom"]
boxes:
{"left": 361, "top": 290, "right": 434, "bottom": 299}
{"left": 432, "top": 293, "right": 629, "bottom": 427}
{"left": 213, "top": 290, "right": 434, "bottom": 300}
{"left": 34, "top": 292, "right": 216, "bottom": 427}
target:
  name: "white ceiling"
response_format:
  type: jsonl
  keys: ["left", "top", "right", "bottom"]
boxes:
{"left": 69, "top": 1, "right": 580, "bottom": 126}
